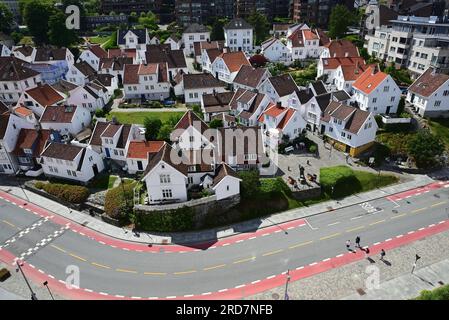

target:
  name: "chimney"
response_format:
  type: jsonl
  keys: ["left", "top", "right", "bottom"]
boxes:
{"left": 223, "top": 47, "right": 229, "bottom": 54}
{"left": 276, "top": 101, "right": 282, "bottom": 107}
{"left": 372, "top": 64, "right": 379, "bottom": 75}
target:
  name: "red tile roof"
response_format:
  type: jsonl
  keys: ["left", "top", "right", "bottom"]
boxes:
{"left": 89, "top": 45, "right": 108, "bottom": 59}
{"left": 352, "top": 66, "right": 388, "bottom": 95}
{"left": 408, "top": 67, "right": 449, "bottom": 97}
{"left": 277, "top": 108, "right": 296, "bottom": 130}
{"left": 303, "top": 29, "right": 318, "bottom": 40}
{"left": 218, "top": 51, "right": 250, "bottom": 73}
{"left": 325, "top": 40, "right": 360, "bottom": 58}
{"left": 14, "top": 106, "right": 33, "bottom": 117}
{"left": 26, "top": 84, "right": 64, "bottom": 107}
{"left": 322, "top": 57, "right": 366, "bottom": 70}
{"left": 263, "top": 103, "right": 286, "bottom": 118}
{"left": 127, "top": 141, "right": 165, "bottom": 159}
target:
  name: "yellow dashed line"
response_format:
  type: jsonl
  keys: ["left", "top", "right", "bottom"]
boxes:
{"left": 369, "top": 219, "right": 386, "bottom": 226}
{"left": 412, "top": 207, "right": 427, "bottom": 213}
{"left": 289, "top": 240, "right": 313, "bottom": 249}
{"left": 143, "top": 272, "right": 167, "bottom": 276}
{"left": 69, "top": 253, "right": 87, "bottom": 262}
{"left": 320, "top": 233, "right": 341, "bottom": 241}
{"left": 346, "top": 226, "right": 365, "bottom": 233}
{"left": 116, "top": 268, "right": 138, "bottom": 274}
{"left": 173, "top": 270, "right": 197, "bottom": 275}
{"left": 50, "top": 244, "right": 67, "bottom": 253}
{"left": 91, "top": 262, "right": 110, "bottom": 269}
{"left": 203, "top": 264, "right": 226, "bottom": 271}
{"left": 431, "top": 201, "right": 446, "bottom": 207}
{"left": 391, "top": 213, "right": 407, "bottom": 219}
{"left": 233, "top": 257, "right": 255, "bottom": 264}
{"left": 262, "top": 249, "right": 284, "bottom": 257}
{"left": 2, "top": 220, "right": 16, "bottom": 228}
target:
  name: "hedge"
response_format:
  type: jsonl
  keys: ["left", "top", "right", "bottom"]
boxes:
{"left": 35, "top": 182, "right": 89, "bottom": 204}
{"left": 416, "top": 284, "right": 449, "bottom": 300}
{"left": 104, "top": 182, "right": 136, "bottom": 219}
{"left": 134, "top": 207, "right": 194, "bottom": 232}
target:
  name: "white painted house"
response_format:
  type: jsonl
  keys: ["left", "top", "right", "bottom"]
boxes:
{"left": 182, "top": 24, "right": 210, "bottom": 56}
{"left": 117, "top": 29, "right": 150, "bottom": 50}
{"left": 320, "top": 101, "right": 378, "bottom": 157}
{"left": 39, "top": 105, "right": 91, "bottom": 137}
{"left": 164, "top": 35, "right": 182, "bottom": 50}
{"left": 126, "top": 140, "right": 165, "bottom": 174}
{"left": 122, "top": 63, "right": 170, "bottom": 101}
{"left": 181, "top": 73, "right": 227, "bottom": 105}
{"left": 40, "top": 142, "right": 104, "bottom": 184}
{"left": 78, "top": 45, "right": 108, "bottom": 71}
{"left": 16, "top": 84, "right": 65, "bottom": 117}
{"left": 0, "top": 44, "right": 12, "bottom": 57}
{"left": 211, "top": 50, "right": 251, "bottom": 84}
{"left": 406, "top": 67, "right": 449, "bottom": 117}
{"left": 287, "top": 27, "right": 330, "bottom": 61}
{"left": 351, "top": 66, "right": 400, "bottom": 115}
{"left": 261, "top": 37, "right": 290, "bottom": 64}
{"left": 224, "top": 18, "right": 254, "bottom": 53}
{"left": 65, "top": 61, "right": 97, "bottom": 86}
{"left": 229, "top": 89, "right": 272, "bottom": 126}
{"left": 66, "top": 82, "right": 110, "bottom": 112}
{"left": 258, "top": 74, "right": 300, "bottom": 106}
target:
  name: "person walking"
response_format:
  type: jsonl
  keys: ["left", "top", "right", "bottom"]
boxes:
{"left": 346, "top": 240, "right": 351, "bottom": 251}
{"left": 355, "top": 236, "right": 361, "bottom": 248}
{"left": 380, "top": 249, "right": 386, "bottom": 261}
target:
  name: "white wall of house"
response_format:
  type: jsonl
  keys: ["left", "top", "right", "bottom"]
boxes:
{"left": 119, "top": 30, "right": 149, "bottom": 50}
{"left": 66, "top": 65, "right": 88, "bottom": 86}
{"left": 262, "top": 39, "right": 290, "bottom": 64}
{"left": 406, "top": 81, "right": 449, "bottom": 117}
{"left": 224, "top": 28, "right": 253, "bottom": 52}
{"left": 352, "top": 76, "right": 400, "bottom": 115}
{"left": 213, "top": 176, "right": 240, "bottom": 200}
{"left": 184, "top": 87, "right": 227, "bottom": 105}
{"left": 165, "top": 37, "right": 181, "bottom": 50}
{"left": 123, "top": 71, "right": 170, "bottom": 101}
{"left": 40, "top": 107, "right": 91, "bottom": 136}
{"left": 67, "top": 86, "right": 107, "bottom": 112}
{"left": 0, "top": 75, "right": 42, "bottom": 104}
{"left": 144, "top": 161, "right": 188, "bottom": 204}
{"left": 127, "top": 157, "right": 148, "bottom": 174}
{"left": 78, "top": 50, "right": 100, "bottom": 71}
{"left": 183, "top": 32, "right": 210, "bottom": 56}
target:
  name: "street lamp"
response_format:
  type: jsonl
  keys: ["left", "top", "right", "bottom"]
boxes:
{"left": 16, "top": 261, "right": 38, "bottom": 300}
{"left": 16, "top": 180, "right": 30, "bottom": 205}
{"left": 284, "top": 269, "right": 291, "bottom": 300}
{"left": 43, "top": 281, "right": 55, "bottom": 300}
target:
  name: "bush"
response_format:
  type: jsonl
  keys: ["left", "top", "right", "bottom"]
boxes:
{"left": 39, "top": 182, "right": 89, "bottom": 203}
{"left": 309, "top": 145, "right": 317, "bottom": 153}
{"left": 134, "top": 207, "right": 194, "bottom": 232}
{"left": 239, "top": 170, "right": 261, "bottom": 198}
{"left": 104, "top": 182, "right": 136, "bottom": 219}
{"left": 416, "top": 284, "right": 449, "bottom": 300}
{"left": 95, "top": 108, "right": 106, "bottom": 118}
{"left": 34, "top": 181, "right": 45, "bottom": 189}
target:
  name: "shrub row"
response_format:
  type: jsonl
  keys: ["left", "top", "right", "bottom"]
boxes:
{"left": 104, "top": 182, "right": 136, "bottom": 219}
{"left": 134, "top": 207, "right": 194, "bottom": 232}
{"left": 35, "top": 182, "right": 89, "bottom": 204}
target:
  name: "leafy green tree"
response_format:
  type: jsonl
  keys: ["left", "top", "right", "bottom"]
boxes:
{"left": 209, "top": 118, "right": 223, "bottom": 129}
{"left": 0, "top": 3, "right": 14, "bottom": 34}
{"left": 407, "top": 130, "right": 445, "bottom": 168}
{"left": 247, "top": 10, "right": 270, "bottom": 45}
{"left": 84, "top": 0, "right": 100, "bottom": 15}
{"left": 157, "top": 124, "right": 173, "bottom": 142}
{"left": 210, "top": 18, "right": 227, "bottom": 41}
{"left": 143, "top": 117, "right": 162, "bottom": 140}
{"left": 23, "top": 0, "right": 53, "bottom": 44}
{"left": 328, "top": 5, "right": 356, "bottom": 39}
{"left": 191, "top": 104, "right": 203, "bottom": 119}
{"left": 138, "top": 11, "right": 159, "bottom": 31}
{"left": 238, "top": 170, "right": 261, "bottom": 198}
{"left": 167, "top": 114, "right": 182, "bottom": 127}
{"left": 48, "top": 10, "right": 80, "bottom": 47}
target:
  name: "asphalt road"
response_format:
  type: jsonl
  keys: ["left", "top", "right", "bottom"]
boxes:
{"left": 1, "top": 186, "right": 448, "bottom": 298}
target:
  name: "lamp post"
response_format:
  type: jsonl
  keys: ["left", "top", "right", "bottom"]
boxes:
{"left": 16, "top": 261, "right": 38, "bottom": 300}
{"left": 43, "top": 281, "right": 55, "bottom": 300}
{"left": 284, "top": 269, "right": 291, "bottom": 300}
{"left": 16, "top": 180, "right": 30, "bottom": 205}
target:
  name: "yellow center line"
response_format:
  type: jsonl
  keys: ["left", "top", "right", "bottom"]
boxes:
{"left": 2, "top": 220, "right": 16, "bottom": 228}
{"left": 91, "top": 262, "right": 110, "bottom": 269}
{"left": 203, "top": 264, "right": 226, "bottom": 271}
{"left": 173, "top": 270, "right": 197, "bottom": 275}
{"left": 431, "top": 201, "right": 446, "bottom": 207}
{"left": 412, "top": 207, "right": 427, "bottom": 213}
{"left": 391, "top": 213, "right": 407, "bottom": 219}
{"left": 143, "top": 272, "right": 167, "bottom": 276}
{"left": 369, "top": 219, "right": 386, "bottom": 226}
{"left": 289, "top": 240, "right": 313, "bottom": 249}
{"left": 50, "top": 244, "right": 67, "bottom": 253}
{"left": 233, "top": 257, "right": 256, "bottom": 264}
{"left": 116, "top": 268, "right": 138, "bottom": 274}
{"left": 346, "top": 226, "right": 365, "bottom": 233}
{"left": 262, "top": 249, "right": 284, "bottom": 257}
{"left": 320, "top": 233, "right": 341, "bottom": 241}
{"left": 69, "top": 253, "right": 87, "bottom": 262}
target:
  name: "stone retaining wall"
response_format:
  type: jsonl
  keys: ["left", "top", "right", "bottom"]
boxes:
{"left": 291, "top": 186, "right": 322, "bottom": 201}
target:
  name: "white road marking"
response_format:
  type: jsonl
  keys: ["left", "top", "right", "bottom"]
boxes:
{"left": 266, "top": 275, "right": 276, "bottom": 279}
{"left": 115, "top": 295, "right": 125, "bottom": 298}
{"left": 235, "top": 285, "right": 245, "bottom": 289}
{"left": 251, "top": 280, "right": 261, "bottom": 284}
{"left": 99, "top": 292, "right": 108, "bottom": 296}
{"left": 385, "top": 238, "right": 392, "bottom": 242}
{"left": 328, "top": 221, "right": 341, "bottom": 226}
{"left": 249, "top": 236, "right": 257, "bottom": 240}
{"left": 296, "top": 266, "right": 304, "bottom": 270}
{"left": 84, "top": 289, "right": 93, "bottom": 293}
{"left": 184, "top": 294, "right": 194, "bottom": 298}
{"left": 309, "top": 262, "right": 318, "bottom": 266}
{"left": 336, "top": 254, "right": 344, "bottom": 258}
{"left": 322, "top": 258, "right": 331, "bottom": 262}
{"left": 218, "top": 289, "right": 228, "bottom": 293}
{"left": 201, "top": 292, "right": 212, "bottom": 296}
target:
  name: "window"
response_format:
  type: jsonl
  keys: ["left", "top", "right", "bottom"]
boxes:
{"left": 341, "top": 132, "right": 346, "bottom": 138}
{"left": 189, "top": 136, "right": 194, "bottom": 142}
{"left": 372, "top": 98, "right": 377, "bottom": 103}
{"left": 435, "top": 100, "right": 441, "bottom": 107}
{"left": 119, "top": 150, "right": 124, "bottom": 156}
{"left": 347, "top": 134, "right": 352, "bottom": 140}
{"left": 160, "top": 174, "right": 171, "bottom": 184}
{"left": 162, "top": 189, "right": 172, "bottom": 198}
{"left": 67, "top": 170, "right": 72, "bottom": 176}
{"left": 443, "top": 90, "right": 449, "bottom": 96}
{"left": 390, "top": 96, "right": 395, "bottom": 102}
{"left": 383, "top": 86, "right": 389, "bottom": 92}
{"left": 244, "top": 154, "right": 257, "bottom": 161}
{"left": 329, "top": 127, "right": 333, "bottom": 132}
{"left": 188, "top": 166, "right": 196, "bottom": 172}
{"left": 188, "top": 176, "right": 193, "bottom": 184}
{"left": 113, "top": 150, "right": 118, "bottom": 155}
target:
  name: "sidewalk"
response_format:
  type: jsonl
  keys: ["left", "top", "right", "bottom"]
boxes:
{"left": 248, "top": 228, "right": 449, "bottom": 300}
{"left": 0, "top": 173, "right": 435, "bottom": 245}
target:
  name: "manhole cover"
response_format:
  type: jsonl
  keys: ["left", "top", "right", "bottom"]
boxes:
{"left": 356, "top": 288, "right": 366, "bottom": 296}
{"left": 272, "top": 293, "right": 280, "bottom": 300}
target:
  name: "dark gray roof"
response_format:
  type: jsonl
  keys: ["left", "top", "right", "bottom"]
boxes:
{"left": 184, "top": 23, "right": 209, "bottom": 33}
{"left": 118, "top": 29, "right": 147, "bottom": 45}
{"left": 315, "top": 93, "right": 332, "bottom": 112}
{"left": 296, "top": 89, "right": 314, "bottom": 104}
{"left": 332, "top": 90, "right": 351, "bottom": 102}
{"left": 310, "top": 81, "right": 327, "bottom": 95}
{"left": 224, "top": 18, "right": 253, "bottom": 30}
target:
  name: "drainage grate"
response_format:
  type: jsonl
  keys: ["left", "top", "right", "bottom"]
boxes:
{"left": 356, "top": 288, "right": 366, "bottom": 296}
{"left": 272, "top": 293, "right": 280, "bottom": 300}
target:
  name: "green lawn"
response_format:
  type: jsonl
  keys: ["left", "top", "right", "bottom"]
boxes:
{"left": 88, "top": 174, "right": 118, "bottom": 190}
{"left": 428, "top": 118, "right": 449, "bottom": 149}
{"left": 106, "top": 111, "right": 185, "bottom": 125}
{"left": 88, "top": 35, "right": 111, "bottom": 45}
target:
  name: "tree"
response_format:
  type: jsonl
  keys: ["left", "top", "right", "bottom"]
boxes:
{"left": 238, "top": 170, "right": 261, "bottom": 198}
{"left": 209, "top": 118, "right": 223, "bottom": 129}
{"left": 48, "top": 10, "right": 80, "bottom": 47}
{"left": 407, "top": 130, "right": 445, "bottom": 168}
{"left": 247, "top": 10, "right": 270, "bottom": 46}
{"left": 138, "top": 11, "right": 159, "bottom": 31}
{"left": 328, "top": 5, "right": 356, "bottom": 39}
{"left": 143, "top": 117, "right": 162, "bottom": 140}
{"left": 0, "top": 3, "right": 14, "bottom": 34}
{"left": 210, "top": 18, "right": 227, "bottom": 41}
{"left": 157, "top": 124, "right": 173, "bottom": 142}
{"left": 23, "top": 0, "right": 53, "bottom": 44}
{"left": 84, "top": 0, "right": 100, "bottom": 15}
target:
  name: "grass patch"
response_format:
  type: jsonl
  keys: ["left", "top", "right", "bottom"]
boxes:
{"left": 88, "top": 174, "right": 118, "bottom": 190}
{"left": 88, "top": 35, "right": 110, "bottom": 45}
{"left": 428, "top": 118, "right": 449, "bottom": 149}
{"left": 106, "top": 111, "right": 184, "bottom": 125}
